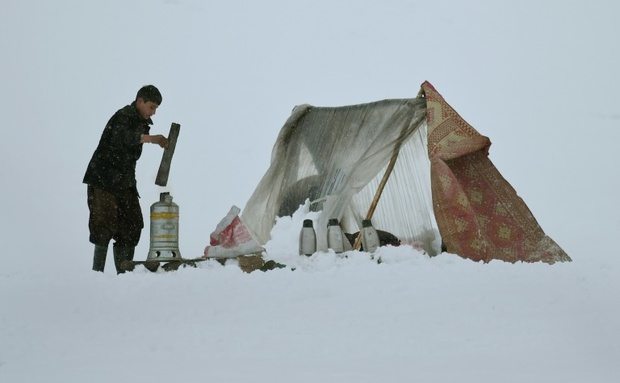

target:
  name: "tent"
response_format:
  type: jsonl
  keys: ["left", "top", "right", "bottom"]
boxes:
{"left": 240, "top": 81, "right": 570, "bottom": 264}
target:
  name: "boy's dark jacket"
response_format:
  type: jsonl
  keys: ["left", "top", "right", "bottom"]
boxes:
{"left": 83, "top": 102, "right": 152, "bottom": 194}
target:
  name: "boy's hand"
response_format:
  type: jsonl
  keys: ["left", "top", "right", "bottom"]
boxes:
{"left": 153, "top": 134, "right": 169, "bottom": 149}
{"left": 141, "top": 134, "right": 169, "bottom": 149}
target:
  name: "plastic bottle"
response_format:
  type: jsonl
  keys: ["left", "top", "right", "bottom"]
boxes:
{"left": 361, "top": 219, "right": 380, "bottom": 253}
{"left": 327, "top": 218, "right": 345, "bottom": 253}
{"left": 299, "top": 219, "right": 317, "bottom": 256}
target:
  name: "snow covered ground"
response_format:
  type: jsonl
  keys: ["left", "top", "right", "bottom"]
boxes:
{"left": 1, "top": 0, "right": 619, "bottom": 382}
{"left": 1, "top": 214, "right": 618, "bottom": 382}
{"left": 1, "top": 209, "right": 618, "bottom": 382}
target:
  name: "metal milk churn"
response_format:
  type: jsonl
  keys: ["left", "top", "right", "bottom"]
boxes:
{"left": 327, "top": 218, "right": 345, "bottom": 253}
{"left": 299, "top": 219, "right": 317, "bottom": 256}
{"left": 147, "top": 192, "right": 182, "bottom": 261}
{"left": 361, "top": 219, "right": 380, "bottom": 253}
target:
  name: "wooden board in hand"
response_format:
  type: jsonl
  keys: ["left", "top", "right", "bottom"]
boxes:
{"left": 155, "top": 122, "right": 180, "bottom": 187}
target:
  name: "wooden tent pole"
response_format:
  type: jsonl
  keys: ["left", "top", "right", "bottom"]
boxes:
{"left": 351, "top": 103, "right": 427, "bottom": 250}
{"left": 353, "top": 149, "right": 399, "bottom": 250}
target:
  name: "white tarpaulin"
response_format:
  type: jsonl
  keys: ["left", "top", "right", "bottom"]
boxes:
{"left": 241, "top": 97, "right": 442, "bottom": 255}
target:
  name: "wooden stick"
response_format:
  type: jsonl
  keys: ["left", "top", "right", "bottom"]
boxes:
{"left": 155, "top": 122, "right": 181, "bottom": 187}
{"left": 353, "top": 149, "right": 399, "bottom": 250}
{"left": 352, "top": 105, "right": 427, "bottom": 250}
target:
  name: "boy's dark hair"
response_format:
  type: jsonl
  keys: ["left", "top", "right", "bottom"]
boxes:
{"left": 136, "top": 85, "right": 162, "bottom": 105}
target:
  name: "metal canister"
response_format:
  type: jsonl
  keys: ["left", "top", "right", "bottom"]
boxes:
{"left": 361, "top": 219, "right": 380, "bottom": 253}
{"left": 327, "top": 218, "right": 345, "bottom": 253}
{"left": 147, "top": 192, "right": 182, "bottom": 261}
{"left": 298, "top": 219, "right": 317, "bottom": 256}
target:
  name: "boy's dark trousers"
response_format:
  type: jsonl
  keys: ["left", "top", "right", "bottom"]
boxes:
{"left": 87, "top": 185, "right": 143, "bottom": 273}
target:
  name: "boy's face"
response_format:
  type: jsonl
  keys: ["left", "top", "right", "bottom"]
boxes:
{"left": 136, "top": 97, "right": 159, "bottom": 120}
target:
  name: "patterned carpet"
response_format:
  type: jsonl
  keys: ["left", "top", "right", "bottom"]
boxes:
{"left": 422, "top": 81, "right": 570, "bottom": 263}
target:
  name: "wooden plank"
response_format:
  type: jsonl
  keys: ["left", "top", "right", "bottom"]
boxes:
{"left": 155, "top": 122, "right": 180, "bottom": 187}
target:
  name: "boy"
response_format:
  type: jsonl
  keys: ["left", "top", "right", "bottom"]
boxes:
{"left": 84, "top": 85, "right": 169, "bottom": 273}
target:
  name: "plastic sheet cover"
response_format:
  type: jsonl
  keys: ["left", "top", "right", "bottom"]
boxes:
{"left": 241, "top": 96, "right": 443, "bottom": 255}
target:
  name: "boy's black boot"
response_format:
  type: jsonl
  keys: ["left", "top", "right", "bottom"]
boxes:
{"left": 92, "top": 245, "right": 108, "bottom": 272}
{"left": 113, "top": 246, "right": 135, "bottom": 274}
